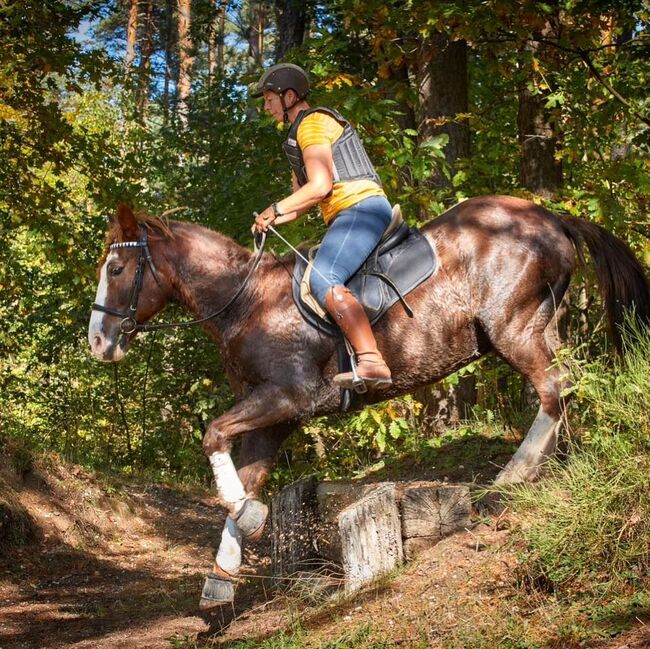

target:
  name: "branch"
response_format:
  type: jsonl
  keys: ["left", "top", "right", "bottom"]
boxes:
{"left": 577, "top": 49, "right": 650, "bottom": 128}
{"left": 511, "top": 34, "right": 650, "bottom": 129}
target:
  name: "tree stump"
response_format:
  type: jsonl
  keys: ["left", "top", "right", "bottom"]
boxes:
{"left": 271, "top": 478, "right": 474, "bottom": 592}
{"left": 337, "top": 483, "right": 403, "bottom": 592}
{"left": 399, "top": 484, "right": 471, "bottom": 561}
{"left": 315, "top": 480, "right": 382, "bottom": 564}
{"left": 270, "top": 476, "right": 319, "bottom": 579}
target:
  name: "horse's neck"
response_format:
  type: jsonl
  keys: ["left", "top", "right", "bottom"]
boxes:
{"left": 165, "top": 222, "right": 253, "bottom": 320}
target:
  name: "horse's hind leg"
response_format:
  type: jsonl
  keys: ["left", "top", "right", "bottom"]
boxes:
{"left": 490, "top": 282, "right": 569, "bottom": 484}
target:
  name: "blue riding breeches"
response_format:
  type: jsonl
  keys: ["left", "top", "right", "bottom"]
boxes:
{"left": 309, "top": 195, "right": 393, "bottom": 308}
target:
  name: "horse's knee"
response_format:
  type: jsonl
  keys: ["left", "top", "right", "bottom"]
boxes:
{"left": 203, "top": 423, "right": 230, "bottom": 456}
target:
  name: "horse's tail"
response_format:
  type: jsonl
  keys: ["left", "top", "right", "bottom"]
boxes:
{"left": 559, "top": 214, "right": 650, "bottom": 352}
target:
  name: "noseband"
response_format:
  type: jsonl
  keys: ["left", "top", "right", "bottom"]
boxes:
{"left": 92, "top": 225, "right": 266, "bottom": 335}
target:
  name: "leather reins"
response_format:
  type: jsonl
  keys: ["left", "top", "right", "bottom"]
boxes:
{"left": 92, "top": 224, "right": 267, "bottom": 336}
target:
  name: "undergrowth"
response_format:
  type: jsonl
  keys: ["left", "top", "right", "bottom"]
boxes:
{"left": 507, "top": 323, "right": 650, "bottom": 597}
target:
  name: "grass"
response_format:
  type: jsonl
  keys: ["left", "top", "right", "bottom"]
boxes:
{"left": 504, "top": 325, "right": 650, "bottom": 597}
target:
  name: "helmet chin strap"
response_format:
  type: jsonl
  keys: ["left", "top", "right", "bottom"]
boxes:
{"left": 280, "top": 91, "right": 301, "bottom": 124}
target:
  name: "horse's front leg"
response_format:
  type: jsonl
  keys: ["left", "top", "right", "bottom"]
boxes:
{"left": 210, "top": 425, "right": 293, "bottom": 579}
{"left": 199, "top": 385, "right": 305, "bottom": 609}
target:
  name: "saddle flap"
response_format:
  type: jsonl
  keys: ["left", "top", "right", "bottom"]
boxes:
{"left": 293, "top": 207, "right": 437, "bottom": 337}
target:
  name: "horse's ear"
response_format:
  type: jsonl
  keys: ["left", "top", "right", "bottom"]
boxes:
{"left": 116, "top": 203, "right": 139, "bottom": 241}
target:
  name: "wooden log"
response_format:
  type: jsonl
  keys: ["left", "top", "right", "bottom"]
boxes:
{"left": 399, "top": 484, "right": 471, "bottom": 560}
{"left": 315, "top": 481, "right": 382, "bottom": 564}
{"left": 270, "top": 476, "right": 319, "bottom": 579}
{"left": 337, "top": 483, "right": 403, "bottom": 592}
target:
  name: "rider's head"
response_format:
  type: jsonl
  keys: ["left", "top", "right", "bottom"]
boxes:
{"left": 252, "top": 63, "right": 310, "bottom": 124}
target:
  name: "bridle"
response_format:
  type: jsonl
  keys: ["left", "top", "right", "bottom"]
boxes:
{"left": 92, "top": 224, "right": 266, "bottom": 336}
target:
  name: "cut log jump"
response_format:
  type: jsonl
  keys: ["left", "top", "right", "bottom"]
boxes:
{"left": 271, "top": 478, "right": 472, "bottom": 592}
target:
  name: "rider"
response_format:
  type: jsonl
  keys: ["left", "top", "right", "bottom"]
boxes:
{"left": 252, "top": 63, "right": 393, "bottom": 390}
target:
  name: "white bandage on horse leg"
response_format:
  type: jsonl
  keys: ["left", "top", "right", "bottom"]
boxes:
{"left": 209, "top": 452, "right": 246, "bottom": 513}
{"left": 215, "top": 516, "right": 242, "bottom": 575}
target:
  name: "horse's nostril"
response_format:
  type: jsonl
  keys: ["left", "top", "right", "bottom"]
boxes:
{"left": 93, "top": 335, "right": 104, "bottom": 353}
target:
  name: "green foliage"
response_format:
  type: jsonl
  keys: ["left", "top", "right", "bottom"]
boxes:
{"left": 1, "top": 0, "right": 648, "bottom": 487}
{"left": 507, "top": 325, "right": 650, "bottom": 596}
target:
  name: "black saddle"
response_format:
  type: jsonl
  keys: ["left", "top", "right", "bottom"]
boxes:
{"left": 292, "top": 213, "right": 437, "bottom": 337}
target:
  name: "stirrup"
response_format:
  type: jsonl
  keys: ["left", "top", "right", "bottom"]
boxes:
{"left": 344, "top": 338, "right": 367, "bottom": 394}
{"left": 338, "top": 341, "right": 391, "bottom": 392}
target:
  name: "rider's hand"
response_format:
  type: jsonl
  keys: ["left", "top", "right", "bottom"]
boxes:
{"left": 252, "top": 207, "right": 276, "bottom": 234}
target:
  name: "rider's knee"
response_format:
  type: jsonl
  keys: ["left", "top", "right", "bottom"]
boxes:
{"left": 309, "top": 272, "right": 330, "bottom": 309}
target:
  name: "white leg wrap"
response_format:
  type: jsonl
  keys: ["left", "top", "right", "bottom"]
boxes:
{"left": 209, "top": 452, "right": 246, "bottom": 512}
{"left": 216, "top": 517, "right": 242, "bottom": 576}
{"left": 495, "top": 409, "right": 560, "bottom": 485}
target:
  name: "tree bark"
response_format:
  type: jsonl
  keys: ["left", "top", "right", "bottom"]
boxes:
{"left": 247, "top": 1, "right": 267, "bottom": 67}
{"left": 163, "top": 0, "right": 174, "bottom": 123}
{"left": 517, "top": 23, "right": 562, "bottom": 197}
{"left": 177, "top": 0, "right": 194, "bottom": 128}
{"left": 208, "top": 1, "right": 227, "bottom": 84}
{"left": 416, "top": 31, "right": 470, "bottom": 187}
{"left": 274, "top": 0, "right": 309, "bottom": 62}
{"left": 137, "top": 0, "right": 155, "bottom": 117}
{"left": 125, "top": 0, "right": 139, "bottom": 80}
{"left": 217, "top": 2, "right": 226, "bottom": 73}
{"left": 415, "top": 30, "right": 474, "bottom": 425}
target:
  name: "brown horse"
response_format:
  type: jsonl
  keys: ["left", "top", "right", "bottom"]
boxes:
{"left": 88, "top": 196, "right": 649, "bottom": 609}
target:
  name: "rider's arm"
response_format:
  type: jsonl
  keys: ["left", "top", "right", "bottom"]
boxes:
{"left": 254, "top": 144, "right": 333, "bottom": 230}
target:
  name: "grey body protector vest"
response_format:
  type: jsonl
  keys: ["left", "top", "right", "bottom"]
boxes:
{"left": 282, "top": 107, "right": 381, "bottom": 190}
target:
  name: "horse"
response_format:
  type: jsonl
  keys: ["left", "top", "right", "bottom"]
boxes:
{"left": 88, "top": 196, "right": 649, "bottom": 609}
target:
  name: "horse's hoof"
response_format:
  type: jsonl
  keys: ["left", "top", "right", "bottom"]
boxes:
{"left": 198, "top": 572, "right": 234, "bottom": 610}
{"left": 232, "top": 498, "right": 268, "bottom": 541}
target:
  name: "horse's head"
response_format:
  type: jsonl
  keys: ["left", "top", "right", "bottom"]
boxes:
{"left": 88, "top": 204, "right": 171, "bottom": 362}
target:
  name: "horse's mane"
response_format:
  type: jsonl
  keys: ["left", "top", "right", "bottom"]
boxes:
{"left": 98, "top": 211, "right": 174, "bottom": 268}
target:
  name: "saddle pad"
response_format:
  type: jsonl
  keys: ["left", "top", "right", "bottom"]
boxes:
{"left": 292, "top": 226, "right": 437, "bottom": 337}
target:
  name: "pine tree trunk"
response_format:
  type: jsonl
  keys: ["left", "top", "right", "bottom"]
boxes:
{"left": 177, "top": 0, "right": 194, "bottom": 128}
{"left": 217, "top": 2, "right": 226, "bottom": 72}
{"left": 208, "top": 1, "right": 227, "bottom": 84}
{"left": 125, "top": 0, "right": 139, "bottom": 80}
{"left": 163, "top": 0, "right": 174, "bottom": 124}
{"left": 247, "top": 1, "right": 266, "bottom": 67}
{"left": 137, "top": 1, "right": 154, "bottom": 117}
{"left": 274, "top": 0, "right": 309, "bottom": 62}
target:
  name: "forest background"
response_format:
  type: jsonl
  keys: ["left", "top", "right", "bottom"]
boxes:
{"left": 1, "top": 0, "right": 649, "bottom": 486}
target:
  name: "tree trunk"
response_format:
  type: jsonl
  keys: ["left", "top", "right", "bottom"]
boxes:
{"left": 177, "top": 0, "right": 194, "bottom": 128}
{"left": 217, "top": 2, "right": 226, "bottom": 72}
{"left": 163, "top": 0, "right": 174, "bottom": 123}
{"left": 137, "top": 0, "right": 155, "bottom": 117}
{"left": 274, "top": 0, "right": 309, "bottom": 62}
{"left": 517, "top": 23, "right": 562, "bottom": 197}
{"left": 416, "top": 31, "right": 470, "bottom": 187}
{"left": 415, "top": 30, "right": 474, "bottom": 425}
{"left": 247, "top": 1, "right": 266, "bottom": 67}
{"left": 125, "top": 0, "right": 138, "bottom": 80}
{"left": 208, "top": 1, "right": 227, "bottom": 84}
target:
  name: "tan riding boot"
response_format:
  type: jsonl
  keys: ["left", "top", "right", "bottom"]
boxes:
{"left": 324, "top": 285, "right": 392, "bottom": 390}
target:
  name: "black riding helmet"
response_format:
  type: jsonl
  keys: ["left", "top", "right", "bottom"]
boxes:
{"left": 252, "top": 63, "right": 310, "bottom": 100}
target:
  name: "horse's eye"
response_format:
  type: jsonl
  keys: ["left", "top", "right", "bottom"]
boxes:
{"left": 109, "top": 266, "right": 124, "bottom": 277}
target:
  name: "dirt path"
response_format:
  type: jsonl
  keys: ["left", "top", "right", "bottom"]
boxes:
{"left": 0, "top": 460, "right": 277, "bottom": 649}
{"left": 1, "top": 458, "right": 648, "bottom": 649}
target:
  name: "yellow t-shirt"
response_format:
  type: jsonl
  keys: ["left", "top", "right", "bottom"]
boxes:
{"left": 296, "top": 111, "right": 385, "bottom": 225}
